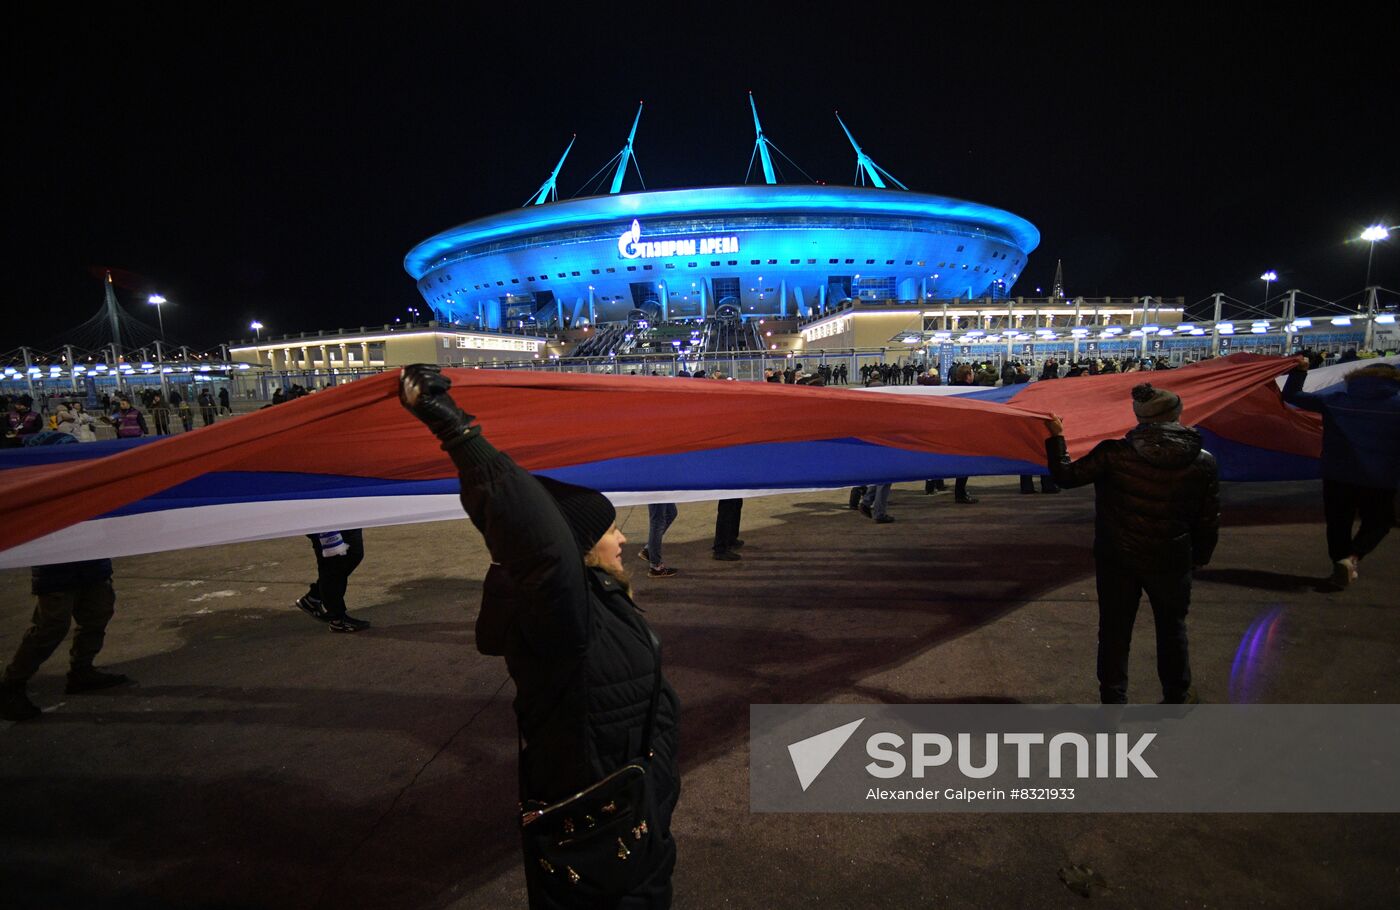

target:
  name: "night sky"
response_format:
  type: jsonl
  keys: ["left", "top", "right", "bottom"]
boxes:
{"left": 6, "top": 7, "right": 1396, "bottom": 354}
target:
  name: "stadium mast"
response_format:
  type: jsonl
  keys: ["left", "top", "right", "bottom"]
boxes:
{"left": 609, "top": 103, "right": 644, "bottom": 195}
{"left": 526, "top": 134, "right": 575, "bottom": 206}
{"left": 835, "top": 111, "right": 907, "bottom": 190}
{"left": 749, "top": 92, "right": 777, "bottom": 185}
{"left": 743, "top": 94, "right": 814, "bottom": 185}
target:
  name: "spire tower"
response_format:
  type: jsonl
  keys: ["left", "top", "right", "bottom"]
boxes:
{"left": 835, "top": 111, "right": 907, "bottom": 190}
{"left": 749, "top": 92, "right": 777, "bottom": 185}
{"left": 527, "top": 135, "right": 575, "bottom": 206}
{"left": 104, "top": 271, "right": 123, "bottom": 355}
{"left": 609, "top": 103, "right": 644, "bottom": 195}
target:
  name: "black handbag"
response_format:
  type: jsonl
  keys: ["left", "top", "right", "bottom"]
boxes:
{"left": 519, "top": 628, "right": 663, "bottom": 897}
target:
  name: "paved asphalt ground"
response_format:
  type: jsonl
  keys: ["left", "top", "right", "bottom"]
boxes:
{"left": 2, "top": 478, "right": 1398, "bottom": 909}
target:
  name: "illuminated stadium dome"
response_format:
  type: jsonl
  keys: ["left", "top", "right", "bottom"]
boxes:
{"left": 405, "top": 98, "right": 1039, "bottom": 331}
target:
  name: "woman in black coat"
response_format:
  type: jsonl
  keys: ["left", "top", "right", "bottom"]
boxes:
{"left": 400, "top": 365, "right": 679, "bottom": 909}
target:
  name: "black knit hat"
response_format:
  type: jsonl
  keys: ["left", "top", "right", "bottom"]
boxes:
{"left": 1131, "top": 383, "right": 1182, "bottom": 423}
{"left": 534, "top": 476, "right": 617, "bottom": 553}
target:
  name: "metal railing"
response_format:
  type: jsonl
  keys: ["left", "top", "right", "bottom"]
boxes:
{"left": 8, "top": 330, "right": 1385, "bottom": 405}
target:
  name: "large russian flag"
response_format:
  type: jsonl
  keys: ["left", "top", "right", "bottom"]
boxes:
{"left": 0, "top": 354, "right": 1311, "bottom": 567}
{"left": 865, "top": 353, "right": 1329, "bottom": 482}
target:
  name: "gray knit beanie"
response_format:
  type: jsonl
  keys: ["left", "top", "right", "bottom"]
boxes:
{"left": 1131, "top": 383, "right": 1182, "bottom": 423}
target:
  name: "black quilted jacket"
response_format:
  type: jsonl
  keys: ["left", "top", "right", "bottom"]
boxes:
{"left": 452, "top": 433, "right": 680, "bottom": 828}
{"left": 1046, "top": 422, "right": 1220, "bottom": 573}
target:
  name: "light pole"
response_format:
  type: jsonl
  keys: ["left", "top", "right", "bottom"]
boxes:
{"left": 1259, "top": 271, "right": 1277, "bottom": 305}
{"left": 148, "top": 294, "right": 167, "bottom": 340}
{"left": 251, "top": 320, "right": 264, "bottom": 340}
{"left": 1360, "top": 225, "right": 1390, "bottom": 288}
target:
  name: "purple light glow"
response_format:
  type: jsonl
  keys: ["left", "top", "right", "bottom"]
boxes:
{"left": 1229, "top": 606, "right": 1286, "bottom": 703}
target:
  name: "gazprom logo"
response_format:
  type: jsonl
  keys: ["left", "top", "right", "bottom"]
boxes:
{"left": 617, "top": 219, "right": 740, "bottom": 260}
{"left": 617, "top": 219, "right": 642, "bottom": 259}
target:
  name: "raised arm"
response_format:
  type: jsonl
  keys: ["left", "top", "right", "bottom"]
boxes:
{"left": 400, "top": 365, "right": 590, "bottom": 656}
{"left": 1280, "top": 357, "right": 1325, "bottom": 414}
{"left": 1043, "top": 415, "right": 1111, "bottom": 489}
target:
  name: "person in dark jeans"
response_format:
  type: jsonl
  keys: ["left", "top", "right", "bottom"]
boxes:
{"left": 1019, "top": 473, "right": 1061, "bottom": 494}
{"left": 0, "top": 559, "right": 132, "bottom": 721}
{"left": 712, "top": 498, "right": 744, "bottom": 560}
{"left": 641, "top": 502, "right": 680, "bottom": 578}
{"left": 946, "top": 365, "right": 980, "bottom": 503}
{"left": 1281, "top": 359, "right": 1400, "bottom": 588}
{"left": 295, "top": 530, "right": 371, "bottom": 632}
{"left": 198, "top": 388, "right": 217, "bottom": 426}
{"left": 149, "top": 392, "right": 171, "bottom": 435}
{"left": 1045, "top": 383, "right": 1219, "bottom": 704}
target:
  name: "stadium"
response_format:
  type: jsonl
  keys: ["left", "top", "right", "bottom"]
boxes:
{"left": 404, "top": 99, "right": 1041, "bottom": 338}
{"left": 7, "top": 100, "right": 1388, "bottom": 402}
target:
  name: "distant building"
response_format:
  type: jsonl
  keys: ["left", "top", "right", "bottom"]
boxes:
{"left": 229, "top": 323, "right": 553, "bottom": 371}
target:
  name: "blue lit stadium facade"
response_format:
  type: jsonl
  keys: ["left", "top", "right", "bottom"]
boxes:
{"left": 405, "top": 185, "right": 1041, "bottom": 330}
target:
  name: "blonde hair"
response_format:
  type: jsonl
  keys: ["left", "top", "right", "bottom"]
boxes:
{"left": 584, "top": 548, "right": 633, "bottom": 599}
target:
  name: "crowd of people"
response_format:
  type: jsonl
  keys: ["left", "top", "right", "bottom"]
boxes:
{"left": 1, "top": 385, "right": 242, "bottom": 447}
{"left": 665, "top": 344, "right": 1396, "bottom": 392}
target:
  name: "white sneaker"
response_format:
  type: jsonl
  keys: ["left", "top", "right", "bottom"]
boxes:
{"left": 1330, "top": 556, "right": 1359, "bottom": 589}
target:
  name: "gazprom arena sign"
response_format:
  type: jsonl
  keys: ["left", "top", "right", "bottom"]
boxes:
{"left": 617, "top": 219, "right": 740, "bottom": 260}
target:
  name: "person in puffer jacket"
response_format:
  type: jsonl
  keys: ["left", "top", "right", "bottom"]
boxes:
{"left": 399, "top": 364, "right": 680, "bottom": 909}
{"left": 1282, "top": 359, "right": 1400, "bottom": 589}
{"left": 1044, "top": 383, "right": 1219, "bottom": 705}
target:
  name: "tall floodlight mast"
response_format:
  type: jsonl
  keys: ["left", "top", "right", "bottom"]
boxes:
{"left": 609, "top": 102, "right": 644, "bottom": 195}
{"left": 835, "top": 111, "right": 907, "bottom": 190}
{"left": 527, "top": 134, "right": 575, "bottom": 206}
{"left": 749, "top": 92, "right": 777, "bottom": 185}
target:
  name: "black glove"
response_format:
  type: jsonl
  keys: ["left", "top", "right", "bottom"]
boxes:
{"left": 399, "top": 364, "right": 477, "bottom": 444}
